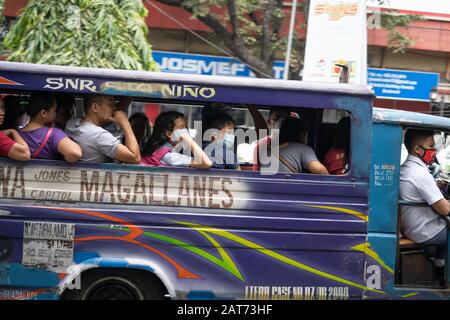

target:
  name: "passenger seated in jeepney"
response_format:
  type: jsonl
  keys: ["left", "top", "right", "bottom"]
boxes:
{"left": 323, "top": 117, "right": 350, "bottom": 175}
{"left": 65, "top": 94, "right": 141, "bottom": 164}
{"left": 400, "top": 129, "right": 449, "bottom": 267}
{"left": 0, "top": 97, "right": 30, "bottom": 161}
{"left": 202, "top": 112, "right": 238, "bottom": 170}
{"left": 19, "top": 93, "right": 81, "bottom": 162}
{"left": 0, "top": 95, "right": 27, "bottom": 130}
{"left": 126, "top": 112, "right": 152, "bottom": 154}
{"left": 201, "top": 103, "right": 232, "bottom": 135}
{"left": 55, "top": 93, "right": 75, "bottom": 130}
{"left": 140, "top": 111, "right": 212, "bottom": 169}
{"left": 276, "top": 118, "right": 329, "bottom": 174}
{"left": 251, "top": 107, "right": 292, "bottom": 171}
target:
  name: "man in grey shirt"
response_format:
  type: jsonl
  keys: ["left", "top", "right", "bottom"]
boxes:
{"left": 400, "top": 129, "right": 449, "bottom": 266}
{"left": 278, "top": 142, "right": 321, "bottom": 173}
{"left": 65, "top": 95, "right": 141, "bottom": 164}
{"left": 276, "top": 118, "right": 328, "bottom": 174}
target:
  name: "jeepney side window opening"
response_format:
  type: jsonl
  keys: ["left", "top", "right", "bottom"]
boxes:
{"left": 126, "top": 101, "right": 352, "bottom": 177}
{"left": 0, "top": 90, "right": 352, "bottom": 178}
{"left": 57, "top": 96, "right": 353, "bottom": 177}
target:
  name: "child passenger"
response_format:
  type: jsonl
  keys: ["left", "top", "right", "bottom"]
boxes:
{"left": 19, "top": 93, "right": 82, "bottom": 162}
{"left": 202, "top": 112, "right": 238, "bottom": 169}
{"left": 140, "top": 111, "right": 212, "bottom": 169}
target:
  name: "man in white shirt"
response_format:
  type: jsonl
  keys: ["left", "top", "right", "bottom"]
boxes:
{"left": 400, "top": 129, "right": 448, "bottom": 266}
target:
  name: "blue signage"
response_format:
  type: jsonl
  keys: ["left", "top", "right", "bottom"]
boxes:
{"left": 153, "top": 50, "right": 285, "bottom": 79}
{"left": 153, "top": 51, "right": 439, "bottom": 102}
{"left": 367, "top": 68, "right": 439, "bottom": 101}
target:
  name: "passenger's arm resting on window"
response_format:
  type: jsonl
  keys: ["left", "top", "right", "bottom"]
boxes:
{"left": 180, "top": 133, "right": 212, "bottom": 169}
{"left": 111, "top": 111, "right": 141, "bottom": 164}
{"left": 57, "top": 137, "right": 82, "bottom": 163}
{"left": 4, "top": 129, "right": 30, "bottom": 161}
{"left": 115, "top": 144, "right": 140, "bottom": 164}
{"left": 306, "top": 160, "right": 329, "bottom": 175}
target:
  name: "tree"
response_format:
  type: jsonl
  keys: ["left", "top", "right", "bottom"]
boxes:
{"left": 0, "top": 0, "right": 5, "bottom": 28}
{"left": 3, "top": 0, "right": 158, "bottom": 71}
{"left": 153, "top": 0, "right": 421, "bottom": 79}
{"left": 380, "top": 12, "right": 423, "bottom": 54}
{"left": 0, "top": 0, "right": 6, "bottom": 54}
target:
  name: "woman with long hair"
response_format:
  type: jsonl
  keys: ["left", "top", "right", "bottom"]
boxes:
{"left": 125, "top": 112, "right": 152, "bottom": 154}
{"left": 140, "top": 111, "right": 211, "bottom": 169}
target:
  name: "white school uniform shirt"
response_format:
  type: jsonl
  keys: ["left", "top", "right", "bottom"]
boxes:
{"left": 399, "top": 155, "right": 447, "bottom": 243}
{"left": 160, "top": 143, "right": 192, "bottom": 167}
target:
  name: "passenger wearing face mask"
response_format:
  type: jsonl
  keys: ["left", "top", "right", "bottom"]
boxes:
{"left": 140, "top": 111, "right": 212, "bottom": 169}
{"left": 400, "top": 129, "right": 449, "bottom": 267}
{"left": 201, "top": 103, "right": 232, "bottom": 136}
{"left": 202, "top": 112, "right": 238, "bottom": 170}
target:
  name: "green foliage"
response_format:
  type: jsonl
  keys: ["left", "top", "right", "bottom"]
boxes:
{"left": 0, "top": 0, "right": 4, "bottom": 27}
{"left": 183, "top": 1, "right": 283, "bottom": 55}
{"left": 4, "top": 0, "right": 158, "bottom": 71}
{"left": 381, "top": 11, "right": 424, "bottom": 54}
{"left": 0, "top": 0, "right": 5, "bottom": 54}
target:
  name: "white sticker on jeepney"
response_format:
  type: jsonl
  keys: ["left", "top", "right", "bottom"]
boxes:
{"left": 22, "top": 221, "right": 75, "bottom": 272}
{"left": 0, "top": 166, "right": 241, "bottom": 209}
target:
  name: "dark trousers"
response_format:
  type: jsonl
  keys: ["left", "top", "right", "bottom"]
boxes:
{"left": 423, "top": 227, "right": 448, "bottom": 261}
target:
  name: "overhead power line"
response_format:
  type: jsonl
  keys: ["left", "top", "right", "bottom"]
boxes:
{"left": 145, "top": 0, "right": 274, "bottom": 79}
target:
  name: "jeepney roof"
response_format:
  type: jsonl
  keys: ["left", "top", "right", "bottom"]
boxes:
{"left": 373, "top": 107, "right": 450, "bottom": 130}
{"left": 0, "top": 61, "right": 375, "bottom": 97}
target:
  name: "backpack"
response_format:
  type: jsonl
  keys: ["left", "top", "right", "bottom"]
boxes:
{"left": 140, "top": 147, "right": 172, "bottom": 166}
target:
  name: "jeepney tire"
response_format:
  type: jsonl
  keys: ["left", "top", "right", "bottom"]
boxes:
{"left": 60, "top": 268, "right": 167, "bottom": 300}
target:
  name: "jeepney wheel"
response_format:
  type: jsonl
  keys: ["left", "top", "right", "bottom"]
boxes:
{"left": 61, "top": 268, "right": 165, "bottom": 300}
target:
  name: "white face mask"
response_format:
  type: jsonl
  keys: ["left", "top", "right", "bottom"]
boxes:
{"left": 222, "top": 133, "right": 235, "bottom": 149}
{"left": 171, "top": 128, "right": 189, "bottom": 143}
